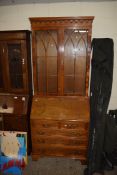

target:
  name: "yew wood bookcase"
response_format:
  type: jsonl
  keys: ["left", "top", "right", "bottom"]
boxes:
{"left": 30, "top": 17, "right": 94, "bottom": 163}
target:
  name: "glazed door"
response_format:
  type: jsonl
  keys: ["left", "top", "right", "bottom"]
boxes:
{"left": 64, "top": 29, "right": 88, "bottom": 96}
{"left": 0, "top": 40, "right": 28, "bottom": 93}
{"left": 0, "top": 42, "right": 7, "bottom": 92}
{"left": 36, "top": 30, "right": 58, "bottom": 96}
{"left": 0, "top": 43, "right": 4, "bottom": 91}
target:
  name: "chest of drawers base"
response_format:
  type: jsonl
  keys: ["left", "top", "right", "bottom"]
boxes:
{"left": 31, "top": 96, "right": 90, "bottom": 164}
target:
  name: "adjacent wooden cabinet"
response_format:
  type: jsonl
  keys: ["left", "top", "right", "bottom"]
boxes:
{"left": 0, "top": 31, "right": 32, "bottom": 154}
{"left": 30, "top": 17, "right": 94, "bottom": 162}
{"left": 0, "top": 30, "right": 32, "bottom": 94}
{"left": 0, "top": 94, "right": 29, "bottom": 131}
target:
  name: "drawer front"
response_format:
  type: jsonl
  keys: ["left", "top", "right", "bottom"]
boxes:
{"left": 3, "top": 116, "right": 27, "bottom": 131}
{"left": 32, "top": 135, "right": 88, "bottom": 146}
{"left": 32, "top": 128, "right": 88, "bottom": 139}
{"left": 32, "top": 144, "right": 87, "bottom": 158}
{"left": 31, "top": 119, "right": 89, "bottom": 131}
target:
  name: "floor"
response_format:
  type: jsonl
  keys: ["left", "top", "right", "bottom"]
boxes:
{"left": 23, "top": 157, "right": 117, "bottom": 175}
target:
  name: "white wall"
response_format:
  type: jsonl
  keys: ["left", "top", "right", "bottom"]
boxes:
{"left": 0, "top": 1, "right": 117, "bottom": 109}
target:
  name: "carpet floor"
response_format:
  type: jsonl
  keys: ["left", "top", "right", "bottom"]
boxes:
{"left": 23, "top": 157, "right": 117, "bottom": 175}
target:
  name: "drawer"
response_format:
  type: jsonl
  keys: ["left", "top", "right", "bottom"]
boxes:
{"left": 31, "top": 119, "right": 89, "bottom": 130}
{"left": 32, "top": 135, "right": 88, "bottom": 146}
{"left": 32, "top": 144, "right": 87, "bottom": 158}
{"left": 31, "top": 127, "right": 88, "bottom": 138}
{"left": 3, "top": 116, "right": 27, "bottom": 131}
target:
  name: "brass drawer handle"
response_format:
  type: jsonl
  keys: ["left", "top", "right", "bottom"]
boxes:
{"left": 64, "top": 124, "right": 77, "bottom": 129}
{"left": 42, "top": 124, "right": 50, "bottom": 128}
{"left": 73, "top": 150, "right": 82, "bottom": 155}
{"left": 64, "top": 124, "right": 72, "bottom": 128}
{"left": 37, "top": 131, "right": 45, "bottom": 135}
{"left": 70, "top": 132, "right": 83, "bottom": 137}
{"left": 37, "top": 139, "right": 45, "bottom": 144}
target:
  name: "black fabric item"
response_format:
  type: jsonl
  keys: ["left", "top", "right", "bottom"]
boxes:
{"left": 104, "top": 110, "right": 117, "bottom": 166}
{"left": 85, "top": 38, "right": 114, "bottom": 175}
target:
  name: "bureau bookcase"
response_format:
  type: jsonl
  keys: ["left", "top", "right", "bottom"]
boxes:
{"left": 30, "top": 17, "right": 94, "bottom": 163}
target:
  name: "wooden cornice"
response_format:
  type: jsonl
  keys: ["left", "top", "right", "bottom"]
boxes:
{"left": 29, "top": 16, "right": 94, "bottom": 30}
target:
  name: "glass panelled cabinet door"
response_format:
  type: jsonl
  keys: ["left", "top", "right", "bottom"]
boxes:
{"left": 0, "top": 43, "right": 4, "bottom": 90}
{"left": 64, "top": 29, "right": 88, "bottom": 95}
{"left": 0, "top": 40, "right": 28, "bottom": 93}
{"left": 36, "top": 30, "right": 58, "bottom": 95}
{"left": 6, "top": 40, "right": 28, "bottom": 92}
